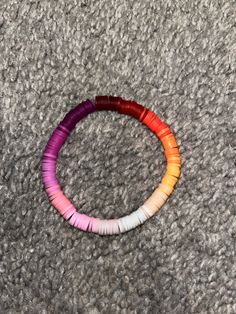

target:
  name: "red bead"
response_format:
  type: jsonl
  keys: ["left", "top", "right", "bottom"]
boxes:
{"left": 119, "top": 100, "right": 148, "bottom": 121}
{"left": 154, "top": 122, "right": 169, "bottom": 134}
{"left": 142, "top": 111, "right": 161, "bottom": 132}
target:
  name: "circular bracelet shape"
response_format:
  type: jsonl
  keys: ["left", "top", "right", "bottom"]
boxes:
{"left": 41, "top": 96, "right": 181, "bottom": 235}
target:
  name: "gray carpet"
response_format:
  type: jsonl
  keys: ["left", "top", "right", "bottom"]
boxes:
{"left": 1, "top": 0, "right": 236, "bottom": 313}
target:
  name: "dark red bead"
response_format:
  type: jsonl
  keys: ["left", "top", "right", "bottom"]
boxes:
{"left": 95, "top": 96, "right": 111, "bottom": 110}
{"left": 109, "top": 96, "right": 122, "bottom": 111}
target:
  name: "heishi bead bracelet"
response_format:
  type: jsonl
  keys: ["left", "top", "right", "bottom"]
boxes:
{"left": 41, "top": 96, "right": 181, "bottom": 235}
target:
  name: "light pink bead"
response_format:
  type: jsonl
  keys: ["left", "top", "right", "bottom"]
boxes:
{"left": 91, "top": 218, "right": 99, "bottom": 233}
{"left": 78, "top": 214, "right": 90, "bottom": 231}
{"left": 68, "top": 213, "right": 77, "bottom": 226}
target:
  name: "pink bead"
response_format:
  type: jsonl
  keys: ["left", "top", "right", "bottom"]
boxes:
{"left": 63, "top": 207, "right": 76, "bottom": 220}
{"left": 82, "top": 215, "right": 91, "bottom": 231}
{"left": 42, "top": 176, "right": 56, "bottom": 182}
{"left": 68, "top": 212, "right": 77, "bottom": 226}
{"left": 51, "top": 193, "right": 73, "bottom": 215}
{"left": 77, "top": 214, "right": 90, "bottom": 231}
{"left": 49, "top": 190, "right": 63, "bottom": 200}
{"left": 74, "top": 212, "right": 83, "bottom": 228}
{"left": 41, "top": 159, "right": 56, "bottom": 165}
{"left": 59, "top": 204, "right": 75, "bottom": 216}
{"left": 43, "top": 179, "right": 59, "bottom": 188}
{"left": 45, "top": 185, "right": 60, "bottom": 194}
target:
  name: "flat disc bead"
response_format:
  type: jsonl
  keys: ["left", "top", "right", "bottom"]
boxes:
{"left": 157, "top": 127, "right": 172, "bottom": 139}
{"left": 142, "top": 111, "right": 168, "bottom": 135}
{"left": 144, "top": 188, "right": 168, "bottom": 213}
{"left": 141, "top": 205, "right": 154, "bottom": 218}
{"left": 167, "top": 155, "right": 181, "bottom": 163}
{"left": 161, "top": 175, "right": 178, "bottom": 188}
{"left": 166, "top": 165, "right": 181, "bottom": 178}
{"left": 161, "top": 134, "right": 178, "bottom": 149}
{"left": 142, "top": 111, "right": 163, "bottom": 133}
{"left": 118, "top": 99, "right": 148, "bottom": 121}
{"left": 164, "top": 148, "right": 180, "bottom": 158}
{"left": 158, "top": 183, "right": 174, "bottom": 196}
{"left": 95, "top": 96, "right": 113, "bottom": 110}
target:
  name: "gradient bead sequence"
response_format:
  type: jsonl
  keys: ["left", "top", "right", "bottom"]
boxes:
{"left": 41, "top": 96, "right": 181, "bottom": 235}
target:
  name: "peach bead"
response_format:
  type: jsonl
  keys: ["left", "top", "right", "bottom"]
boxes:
{"left": 159, "top": 183, "right": 174, "bottom": 196}
{"left": 144, "top": 196, "right": 165, "bottom": 214}
{"left": 144, "top": 187, "right": 169, "bottom": 214}
{"left": 151, "top": 187, "right": 169, "bottom": 201}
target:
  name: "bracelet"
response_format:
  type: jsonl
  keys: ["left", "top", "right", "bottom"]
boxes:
{"left": 41, "top": 96, "right": 181, "bottom": 235}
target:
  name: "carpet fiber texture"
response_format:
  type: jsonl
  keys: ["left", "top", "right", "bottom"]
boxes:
{"left": 1, "top": 0, "right": 236, "bottom": 313}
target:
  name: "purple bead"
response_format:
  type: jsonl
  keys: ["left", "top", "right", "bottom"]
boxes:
{"left": 60, "top": 99, "right": 95, "bottom": 131}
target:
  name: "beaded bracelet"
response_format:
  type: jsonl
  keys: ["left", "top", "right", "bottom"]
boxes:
{"left": 41, "top": 96, "right": 181, "bottom": 235}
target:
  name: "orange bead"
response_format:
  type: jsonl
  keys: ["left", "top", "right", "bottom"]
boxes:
{"left": 161, "top": 174, "right": 178, "bottom": 187}
{"left": 161, "top": 134, "right": 178, "bottom": 149}
{"left": 157, "top": 127, "right": 171, "bottom": 139}
{"left": 167, "top": 156, "right": 181, "bottom": 164}
{"left": 166, "top": 165, "right": 180, "bottom": 178}
{"left": 164, "top": 147, "right": 180, "bottom": 158}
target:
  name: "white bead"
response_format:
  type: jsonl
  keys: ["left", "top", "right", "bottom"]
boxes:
{"left": 136, "top": 207, "right": 147, "bottom": 224}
